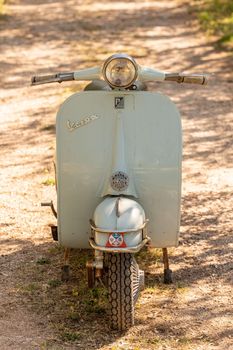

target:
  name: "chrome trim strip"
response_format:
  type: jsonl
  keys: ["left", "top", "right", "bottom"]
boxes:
{"left": 89, "top": 219, "right": 149, "bottom": 233}
{"left": 88, "top": 237, "right": 151, "bottom": 253}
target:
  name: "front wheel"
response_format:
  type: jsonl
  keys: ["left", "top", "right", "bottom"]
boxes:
{"left": 108, "top": 253, "right": 143, "bottom": 331}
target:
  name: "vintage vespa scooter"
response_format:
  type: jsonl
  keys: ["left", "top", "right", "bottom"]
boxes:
{"left": 31, "top": 54, "right": 207, "bottom": 330}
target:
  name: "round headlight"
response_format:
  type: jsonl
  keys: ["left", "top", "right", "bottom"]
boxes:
{"left": 103, "top": 54, "right": 138, "bottom": 88}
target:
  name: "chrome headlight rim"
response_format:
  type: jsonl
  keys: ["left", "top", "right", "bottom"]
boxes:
{"left": 102, "top": 54, "right": 138, "bottom": 89}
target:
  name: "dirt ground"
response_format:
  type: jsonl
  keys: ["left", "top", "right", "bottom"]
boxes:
{"left": 0, "top": 0, "right": 232, "bottom": 349}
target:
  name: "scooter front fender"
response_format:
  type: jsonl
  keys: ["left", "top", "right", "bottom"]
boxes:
{"left": 92, "top": 196, "right": 148, "bottom": 250}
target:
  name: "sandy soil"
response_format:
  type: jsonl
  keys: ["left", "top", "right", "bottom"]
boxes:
{"left": 0, "top": 0, "right": 232, "bottom": 349}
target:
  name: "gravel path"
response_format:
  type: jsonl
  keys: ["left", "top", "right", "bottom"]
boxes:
{"left": 0, "top": 1, "right": 232, "bottom": 349}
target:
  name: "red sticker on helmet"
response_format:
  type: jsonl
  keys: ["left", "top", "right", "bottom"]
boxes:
{"left": 106, "top": 233, "right": 127, "bottom": 248}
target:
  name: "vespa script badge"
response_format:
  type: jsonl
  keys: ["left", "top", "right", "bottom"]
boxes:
{"left": 67, "top": 115, "right": 100, "bottom": 131}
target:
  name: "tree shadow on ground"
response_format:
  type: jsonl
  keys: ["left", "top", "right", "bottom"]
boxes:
{"left": 1, "top": 203, "right": 232, "bottom": 349}
{"left": 1, "top": 0, "right": 232, "bottom": 349}
{"left": 0, "top": 0, "right": 232, "bottom": 89}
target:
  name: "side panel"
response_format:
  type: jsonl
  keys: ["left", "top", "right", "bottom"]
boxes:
{"left": 56, "top": 91, "right": 182, "bottom": 248}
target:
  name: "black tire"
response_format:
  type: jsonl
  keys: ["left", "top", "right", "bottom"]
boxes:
{"left": 108, "top": 253, "right": 142, "bottom": 331}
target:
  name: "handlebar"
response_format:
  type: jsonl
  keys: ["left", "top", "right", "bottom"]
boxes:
{"left": 31, "top": 69, "right": 208, "bottom": 86}
{"left": 31, "top": 72, "right": 74, "bottom": 85}
{"left": 165, "top": 73, "right": 208, "bottom": 85}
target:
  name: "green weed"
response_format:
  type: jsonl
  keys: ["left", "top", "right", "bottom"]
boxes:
{"left": 36, "top": 257, "right": 51, "bottom": 265}
{"left": 67, "top": 311, "right": 80, "bottom": 321}
{"left": 42, "top": 177, "right": 56, "bottom": 186}
{"left": 21, "top": 282, "right": 40, "bottom": 294}
{"left": 48, "top": 279, "right": 62, "bottom": 288}
{"left": 195, "top": 0, "right": 233, "bottom": 48}
{"left": 47, "top": 244, "right": 63, "bottom": 255}
{"left": 60, "top": 330, "right": 81, "bottom": 342}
